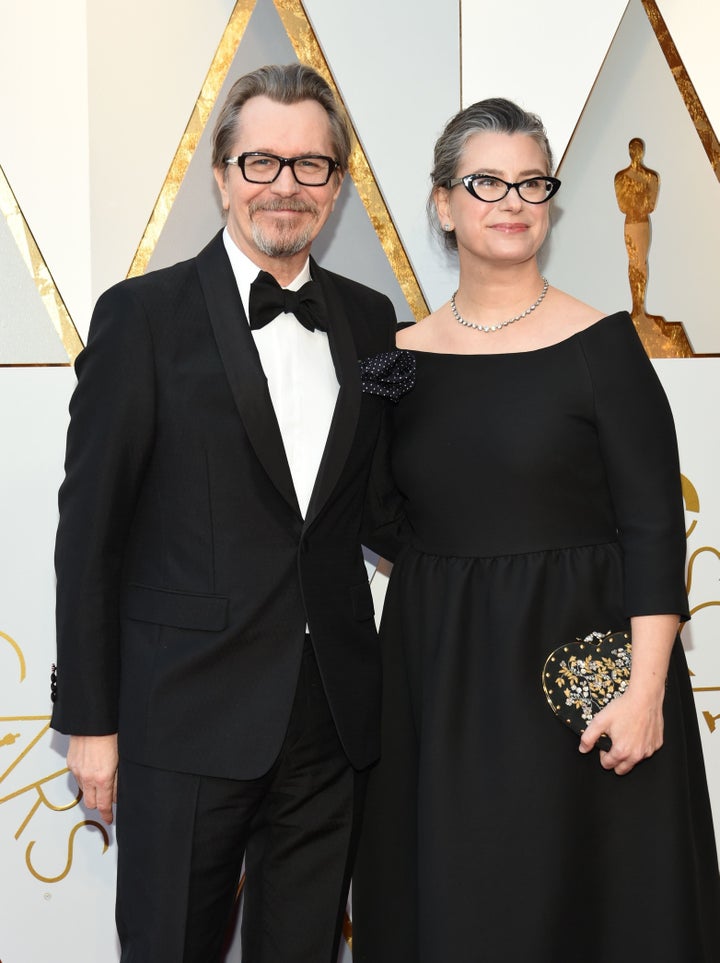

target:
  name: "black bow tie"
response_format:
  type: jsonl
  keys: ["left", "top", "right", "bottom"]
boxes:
{"left": 249, "top": 270, "right": 327, "bottom": 333}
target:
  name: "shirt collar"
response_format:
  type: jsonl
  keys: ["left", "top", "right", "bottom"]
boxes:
{"left": 221, "top": 228, "right": 312, "bottom": 323}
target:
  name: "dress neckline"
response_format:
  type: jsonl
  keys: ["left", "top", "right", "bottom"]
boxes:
{"left": 401, "top": 311, "right": 629, "bottom": 359}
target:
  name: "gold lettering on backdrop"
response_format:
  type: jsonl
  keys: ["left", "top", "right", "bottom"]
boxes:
{"left": 25, "top": 818, "right": 109, "bottom": 884}
{"left": 703, "top": 711, "right": 720, "bottom": 734}
{"left": 0, "top": 631, "right": 110, "bottom": 883}
{"left": 682, "top": 475, "right": 700, "bottom": 540}
{"left": 614, "top": 139, "right": 692, "bottom": 357}
{"left": 12, "top": 775, "right": 79, "bottom": 839}
{"left": 0, "top": 629, "right": 26, "bottom": 681}
{"left": 681, "top": 477, "right": 720, "bottom": 733}
{"left": 687, "top": 546, "right": 720, "bottom": 618}
{"left": 0, "top": 720, "right": 54, "bottom": 789}
{"left": 0, "top": 723, "right": 96, "bottom": 883}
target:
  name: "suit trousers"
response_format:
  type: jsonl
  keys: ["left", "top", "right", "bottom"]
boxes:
{"left": 115, "top": 638, "right": 366, "bottom": 963}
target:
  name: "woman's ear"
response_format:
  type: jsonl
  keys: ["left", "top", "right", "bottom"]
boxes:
{"left": 434, "top": 187, "right": 452, "bottom": 232}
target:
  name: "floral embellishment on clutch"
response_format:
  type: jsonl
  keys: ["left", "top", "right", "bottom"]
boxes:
{"left": 358, "top": 349, "right": 415, "bottom": 403}
{"left": 542, "top": 630, "right": 633, "bottom": 751}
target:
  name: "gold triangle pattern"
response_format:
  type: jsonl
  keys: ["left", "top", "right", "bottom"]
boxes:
{"left": 0, "top": 165, "right": 83, "bottom": 365}
{"left": 271, "top": 0, "right": 427, "bottom": 319}
{"left": 128, "top": 0, "right": 258, "bottom": 278}
{"left": 1, "top": 4, "right": 716, "bottom": 365}
{"left": 642, "top": 1, "right": 720, "bottom": 180}
{"left": 127, "top": 0, "right": 427, "bottom": 320}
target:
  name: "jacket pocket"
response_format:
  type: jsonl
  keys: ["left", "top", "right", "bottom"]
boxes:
{"left": 122, "top": 583, "right": 228, "bottom": 632}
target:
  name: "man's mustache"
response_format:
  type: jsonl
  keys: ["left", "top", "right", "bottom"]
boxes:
{"left": 249, "top": 199, "right": 319, "bottom": 216}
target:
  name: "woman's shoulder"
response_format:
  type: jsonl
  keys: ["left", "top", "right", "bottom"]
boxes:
{"left": 549, "top": 289, "right": 608, "bottom": 335}
{"left": 395, "top": 311, "right": 446, "bottom": 350}
{"left": 544, "top": 290, "right": 636, "bottom": 352}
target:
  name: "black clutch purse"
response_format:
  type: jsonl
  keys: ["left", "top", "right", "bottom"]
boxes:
{"left": 542, "top": 630, "right": 632, "bottom": 751}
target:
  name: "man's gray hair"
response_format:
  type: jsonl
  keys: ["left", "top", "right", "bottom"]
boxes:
{"left": 211, "top": 63, "right": 352, "bottom": 174}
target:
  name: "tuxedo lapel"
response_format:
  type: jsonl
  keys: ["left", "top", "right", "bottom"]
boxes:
{"left": 304, "top": 260, "right": 362, "bottom": 530}
{"left": 196, "top": 233, "right": 301, "bottom": 518}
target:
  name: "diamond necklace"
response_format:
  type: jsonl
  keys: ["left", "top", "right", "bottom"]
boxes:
{"left": 450, "top": 276, "right": 549, "bottom": 333}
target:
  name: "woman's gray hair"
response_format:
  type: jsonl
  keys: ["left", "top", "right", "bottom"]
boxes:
{"left": 428, "top": 97, "right": 554, "bottom": 251}
{"left": 211, "top": 63, "right": 352, "bottom": 174}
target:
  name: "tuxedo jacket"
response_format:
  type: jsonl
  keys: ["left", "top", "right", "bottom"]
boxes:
{"left": 51, "top": 230, "right": 397, "bottom": 778}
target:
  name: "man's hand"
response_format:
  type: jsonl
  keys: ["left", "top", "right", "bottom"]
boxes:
{"left": 67, "top": 733, "right": 119, "bottom": 824}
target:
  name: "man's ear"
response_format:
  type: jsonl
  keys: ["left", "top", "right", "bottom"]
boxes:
{"left": 330, "top": 169, "right": 345, "bottom": 210}
{"left": 213, "top": 165, "right": 230, "bottom": 211}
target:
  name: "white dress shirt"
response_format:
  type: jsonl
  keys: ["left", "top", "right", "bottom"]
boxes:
{"left": 222, "top": 229, "right": 339, "bottom": 519}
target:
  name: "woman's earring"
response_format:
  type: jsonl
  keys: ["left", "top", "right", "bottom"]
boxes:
{"left": 443, "top": 223, "right": 452, "bottom": 231}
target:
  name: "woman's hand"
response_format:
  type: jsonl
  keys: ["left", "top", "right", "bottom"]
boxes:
{"left": 579, "top": 684, "right": 664, "bottom": 774}
{"left": 578, "top": 613, "right": 679, "bottom": 775}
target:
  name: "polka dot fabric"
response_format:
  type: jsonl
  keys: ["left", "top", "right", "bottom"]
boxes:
{"left": 358, "top": 349, "right": 415, "bottom": 403}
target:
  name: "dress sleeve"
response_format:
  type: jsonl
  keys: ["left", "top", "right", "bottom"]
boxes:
{"left": 361, "top": 405, "right": 411, "bottom": 563}
{"left": 358, "top": 349, "right": 415, "bottom": 561}
{"left": 579, "top": 312, "right": 689, "bottom": 620}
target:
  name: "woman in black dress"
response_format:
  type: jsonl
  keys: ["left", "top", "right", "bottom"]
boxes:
{"left": 354, "top": 98, "right": 720, "bottom": 962}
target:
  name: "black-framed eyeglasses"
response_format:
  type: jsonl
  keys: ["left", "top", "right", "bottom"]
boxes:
{"left": 446, "top": 173, "right": 561, "bottom": 204}
{"left": 224, "top": 152, "right": 340, "bottom": 186}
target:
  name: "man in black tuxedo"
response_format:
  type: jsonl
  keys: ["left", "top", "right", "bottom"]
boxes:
{"left": 51, "top": 62, "right": 398, "bottom": 962}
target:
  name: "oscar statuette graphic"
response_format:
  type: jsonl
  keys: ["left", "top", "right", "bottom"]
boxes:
{"left": 614, "top": 138, "right": 692, "bottom": 357}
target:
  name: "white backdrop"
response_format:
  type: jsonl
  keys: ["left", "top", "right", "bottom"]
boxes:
{"left": 1, "top": 1, "right": 719, "bottom": 960}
